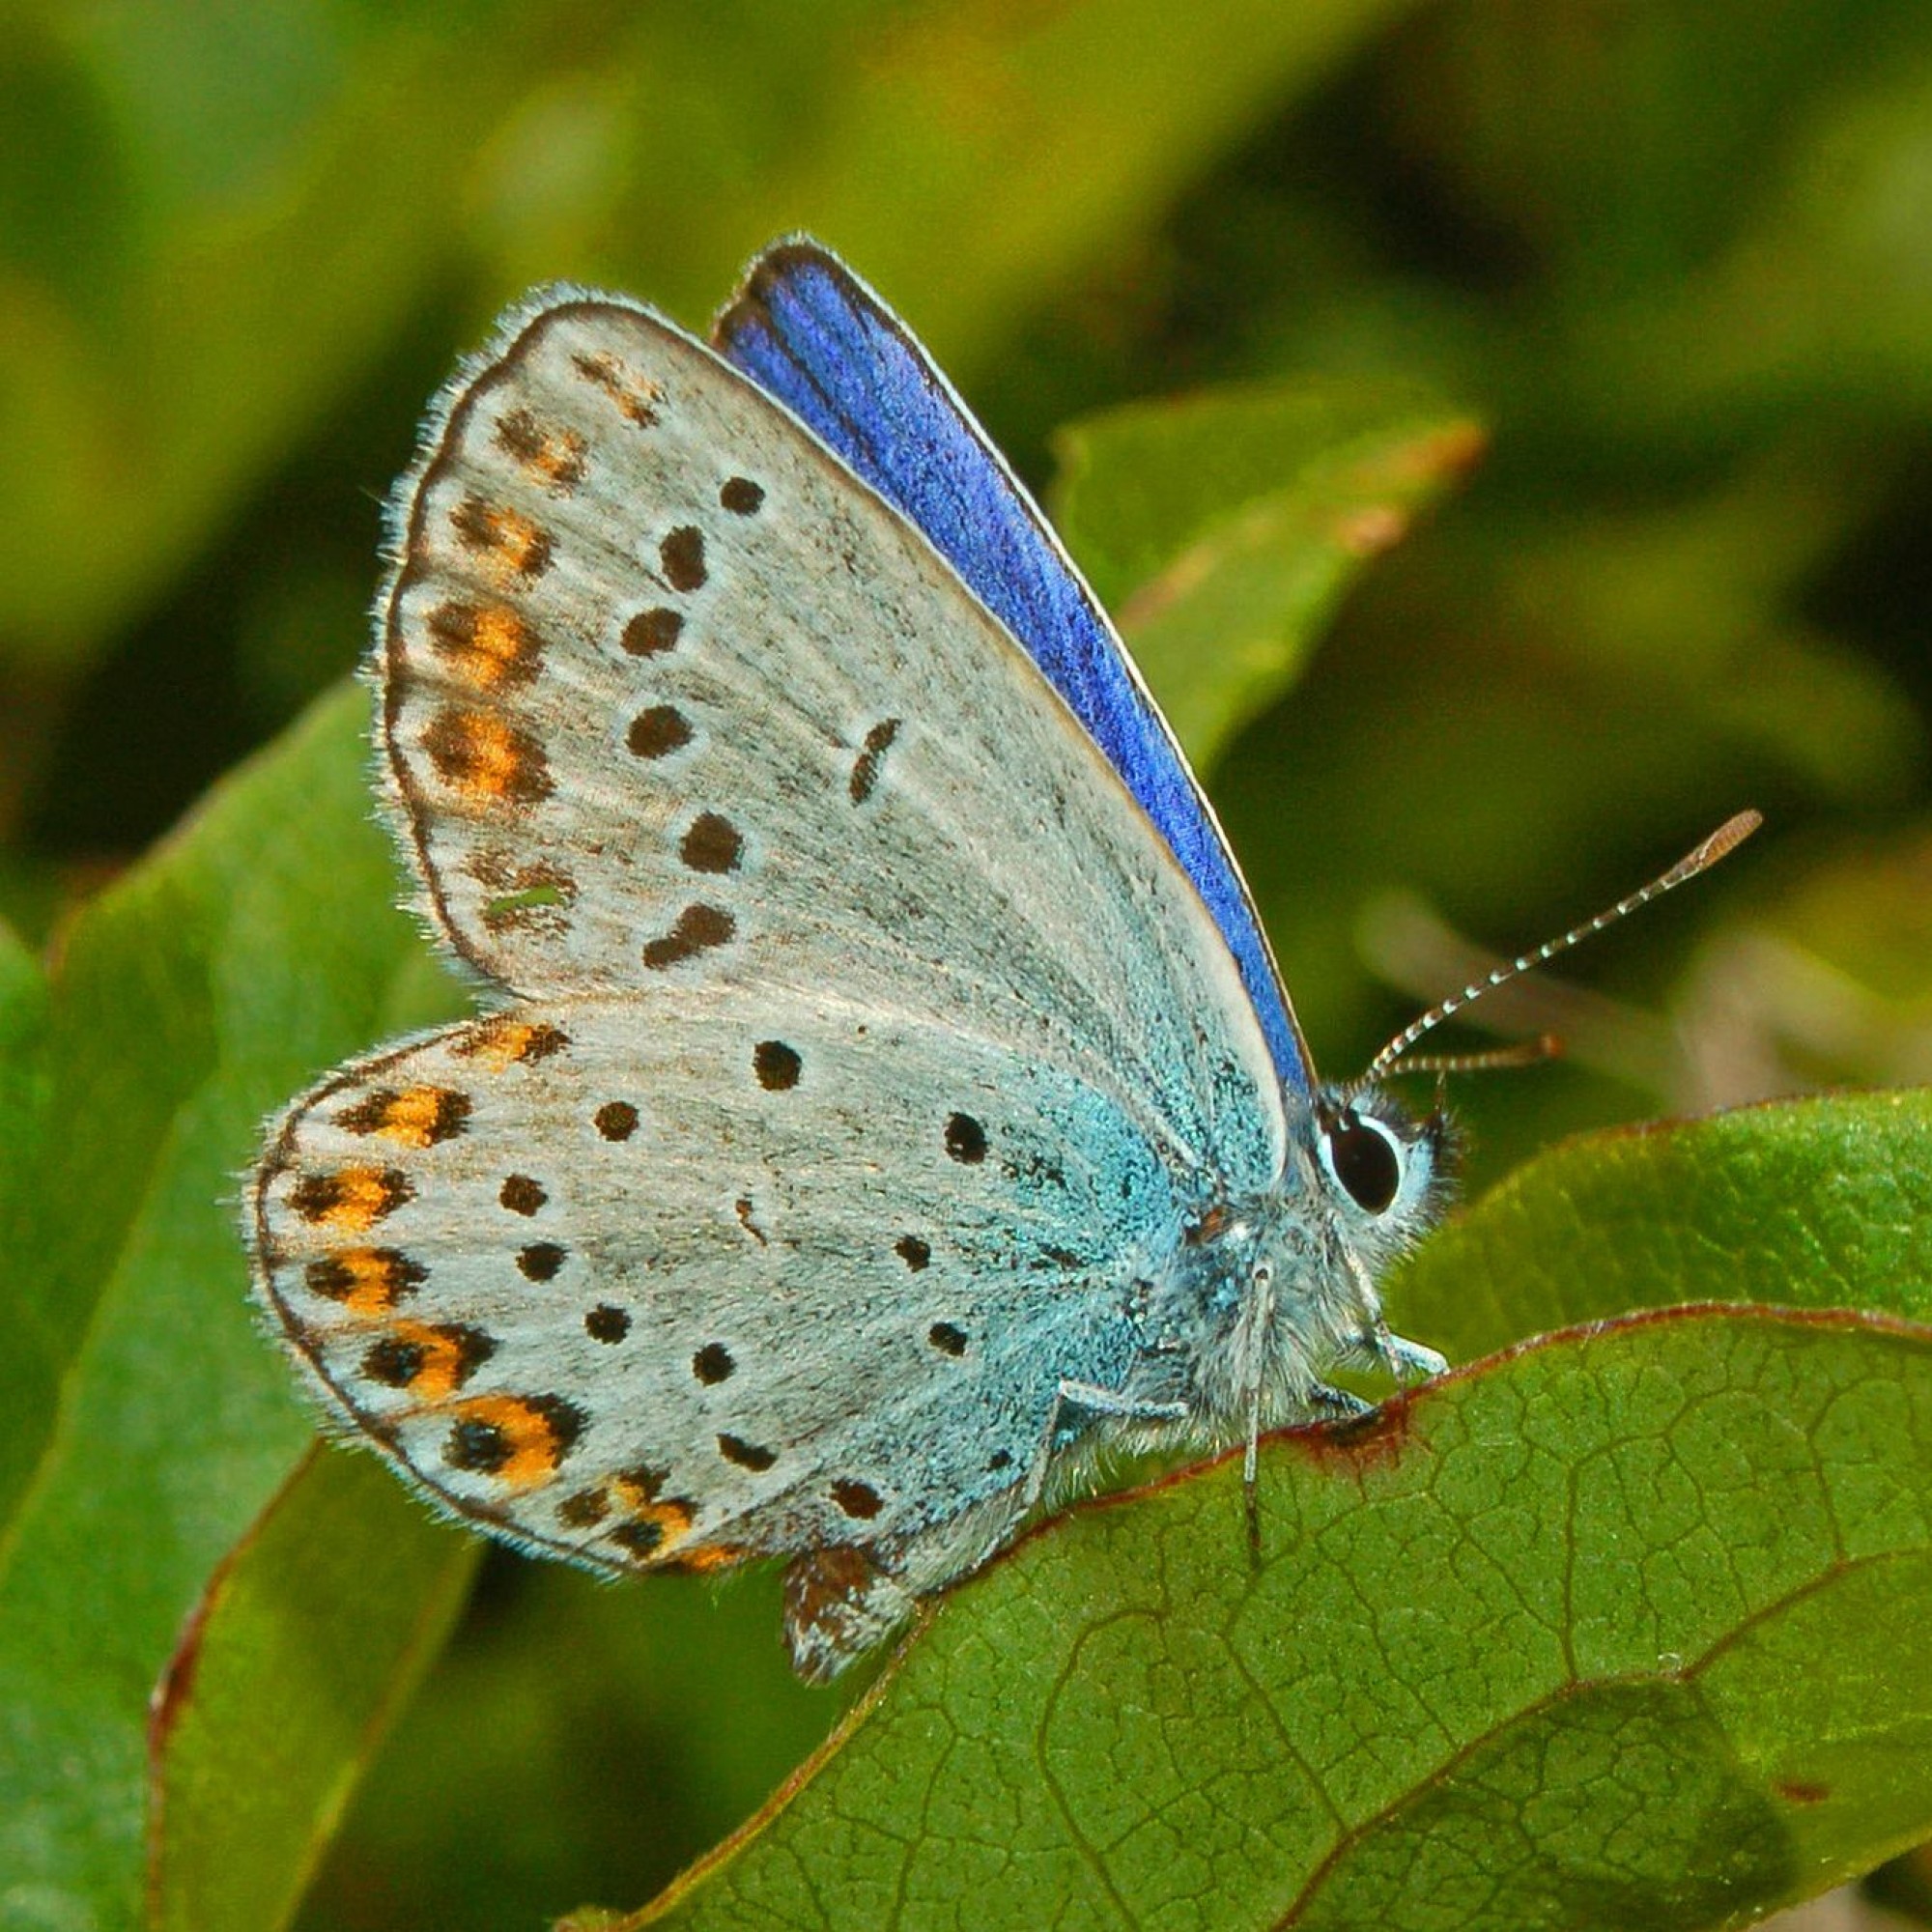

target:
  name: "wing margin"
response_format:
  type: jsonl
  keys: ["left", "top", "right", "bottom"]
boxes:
{"left": 714, "top": 239, "right": 1313, "bottom": 1094}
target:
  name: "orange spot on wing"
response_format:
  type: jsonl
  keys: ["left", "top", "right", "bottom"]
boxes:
{"left": 594, "top": 1467, "right": 698, "bottom": 1561}
{"left": 446, "top": 1393, "right": 582, "bottom": 1488}
{"left": 336, "top": 1085, "right": 470, "bottom": 1148}
{"left": 304, "top": 1246, "right": 424, "bottom": 1314}
{"left": 610, "top": 1496, "right": 696, "bottom": 1561}
{"left": 570, "top": 350, "right": 663, "bottom": 427}
{"left": 449, "top": 496, "right": 553, "bottom": 582}
{"left": 427, "top": 603, "right": 541, "bottom": 690}
{"left": 454, "top": 1017, "right": 570, "bottom": 1068}
{"left": 372, "top": 1320, "right": 494, "bottom": 1401}
{"left": 289, "top": 1166, "right": 412, "bottom": 1232}
{"left": 668, "top": 1541, "right": 749, "bottom": 1575}
{"left": 420, "top": 707, "right": 553, "bottom": 805}
{"left": 493, "top": 408, "right": 586, "bottom": 492}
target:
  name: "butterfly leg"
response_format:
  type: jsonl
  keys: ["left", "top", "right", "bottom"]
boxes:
{"left": 1235, "top": 1382, "right": 1375, "bottom": 1555}
{"left": 1372, "top": 1325, "right": 1449, "bottom": 1383}
{"left": 1026, "top": 1378, "right": 1190, "bottom": 1504}
{"left": 1305, "top": 1383, "right": 1376, "bottom": 1420}
{"left": 968, "top": 1378, "right": 1191, "bottom": 1575}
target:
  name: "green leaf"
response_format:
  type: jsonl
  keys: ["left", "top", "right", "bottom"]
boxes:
{"left": 7, "top": 0, "right": 1423, "bottom": 674}
{"left": 1395, "top": 1088, "right": 1932, "bottom": 1363}
{"left": 147, "top": 1450, "right": 476, "bottom": 1932}
{"left": 691, "top": 0, "right": 1430, "bottom": 371}
{"left": 0, "top": 682, "right": 462, "bottom": 1929}
{"left": 5, "top": 2, "right": 617, "bottom": 660}
{"left": 1053, "top": 384, "right": 1483, "bottom": 766}
{"left": 627, "top": 1094, "right": 1932, "bottom": 1930}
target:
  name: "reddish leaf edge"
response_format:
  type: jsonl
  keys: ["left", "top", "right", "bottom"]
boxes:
{"left": 612, "top": 1297, "right": 1931, "bottom": 1928}
{"left": 143, "top": 1442, "right": 479, "bottom": 1923}
{"left": 145, "top": 1442, "right": 323, "bottom": 1918}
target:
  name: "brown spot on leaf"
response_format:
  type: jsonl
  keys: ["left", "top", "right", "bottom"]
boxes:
{"left": 1774, "top": 1779, "right": 1832, "bottom": 1805}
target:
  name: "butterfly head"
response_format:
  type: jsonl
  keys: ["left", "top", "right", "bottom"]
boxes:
{"left": 1310, "top": 1082, "right": 1456, "bottom": 1271}
{"left": 1284, "top": 807, "right": 1763, "bottom": 1351}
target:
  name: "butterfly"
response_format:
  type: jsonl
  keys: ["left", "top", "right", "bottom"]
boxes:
{"left": 246, "top": 238, "right": 1750, "bottom": 1681}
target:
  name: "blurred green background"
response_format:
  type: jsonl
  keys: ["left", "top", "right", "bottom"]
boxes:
{"left": 7, "top": 1, "right": 1932, "bottom": 1925}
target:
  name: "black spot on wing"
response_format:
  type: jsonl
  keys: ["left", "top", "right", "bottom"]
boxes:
{"left": 628, "top": 705, "right": 693, "bottom": 759}
{"left": 718, "top": 1433, "right": 777, "bottom": 1471}
{"left": 622, "top": 608, "right": 682, "bottom": 657}
{"left": 753, "top": 1040, "right": 802, "bottom": 1090}
{"left": 848, "top": 719, "right": 899, "bottom": 803}
{"left": 661, "top": 525, "right": 706, "bottom": 590}
{"left": 681, "top": 812, "right": 742, "bottom": 873}
{"left": 642, "top": 905, "right": 733, "bottom": 970}
{"left": 499, "top": 1175, "right": 547, "bottom": 1215}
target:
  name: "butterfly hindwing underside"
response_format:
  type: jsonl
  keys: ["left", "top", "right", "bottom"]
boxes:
{"left": 249, "top": 268, "right": 1301, "bottom": 1676}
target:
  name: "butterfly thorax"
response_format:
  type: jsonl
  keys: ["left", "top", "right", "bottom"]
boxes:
{"left": 1128, "top": 1086, "right": 1451, "bottom": 1437}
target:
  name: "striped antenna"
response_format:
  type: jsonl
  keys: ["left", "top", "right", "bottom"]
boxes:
{"left": 1363, "top": 810, "right": 1761, "bottom": 1087}
{"left": 1383, "top": 1034, "right": 1562, "bottom": 1079}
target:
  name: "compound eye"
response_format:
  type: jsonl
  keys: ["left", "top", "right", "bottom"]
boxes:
{"left": 1324, "top": 1110, "right": 1403, "bottom": 1215}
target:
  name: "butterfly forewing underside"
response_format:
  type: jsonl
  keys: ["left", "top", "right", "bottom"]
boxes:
{"left": 250, "top": 288, "right": 1286, "bottom": 1675}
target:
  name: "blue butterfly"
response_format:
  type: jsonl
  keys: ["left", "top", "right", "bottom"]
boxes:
{"left": 249, "top": 239, "right": 1743, "bottom": 1679}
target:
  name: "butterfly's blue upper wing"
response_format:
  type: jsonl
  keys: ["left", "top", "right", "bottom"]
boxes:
{"left": 713, "top": 240, "right": 1313, "bottom": 1096}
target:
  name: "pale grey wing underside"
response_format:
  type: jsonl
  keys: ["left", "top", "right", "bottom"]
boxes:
{"left": 252, "top": 994, "right": 1182, "bottom": 1575}
{"left": 378, "top": 291, "right": 1282, "bottom": 1183}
